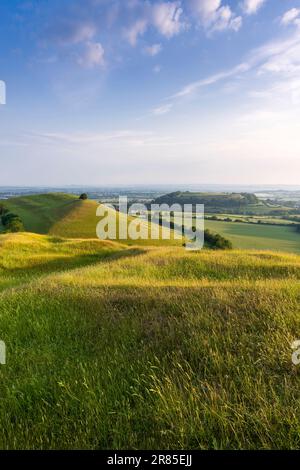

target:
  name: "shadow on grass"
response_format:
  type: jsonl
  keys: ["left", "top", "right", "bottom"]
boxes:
{"left": 25, "top": 199, "right": 80, "bottom": 234}
{"left": 0, "top": 247, "right": 146, "bottom": 293}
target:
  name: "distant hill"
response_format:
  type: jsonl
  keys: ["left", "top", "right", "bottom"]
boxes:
{"left": 153, "top": 191, "right": 282, "bottom": 214}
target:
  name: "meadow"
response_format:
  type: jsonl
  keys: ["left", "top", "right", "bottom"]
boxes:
{"left": 0, "top": 232, "right": 300, "bottom": 449}
{"left": 1, "top": 194, "right": 300, "bottom": 449}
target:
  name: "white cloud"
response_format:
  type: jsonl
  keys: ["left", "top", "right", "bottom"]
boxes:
{"left": 152, "top": 103, "right": 173, "bottom": 115}
{"left": 77, "top": 42, "right": 105, "bottom": 68}
{"left": 259, "top": 43, "right": 300, "bottom": 75}
{"left": 190, "top": 0, "right": 221, "bottom": 24}
{"left": 124, "top": 1, "right": 185, "bottom": 46}
{"left": 144, "top": 43, "right": 162, "bottom": 56}
{"left": 253, "top": 29, "right": 300, "bottom": 77}
{"left": 211, "top": 5, "right": 242, "bottom": 32}
{"left": 229, "top": 15, "right": 243, "bottom": 32}
{"left": 281, "top": 8, "right": 300, "bottom": 26}
{"left": 242, "top": 0, "right": 266, "bottom": 15}
{"left": 190, "top": 0, "right": 242, "bottom": 33}
{"left": 172, "top": 62, "right": 250, "bottom": 98}
{"left": 152, "top": 1, "right": 185, "bottom": 38}
{"left": 254, "top": 30, "right": 300, "bottom": 105}
{"left": 124, "top": 19, "right": 147, "bottom": 46}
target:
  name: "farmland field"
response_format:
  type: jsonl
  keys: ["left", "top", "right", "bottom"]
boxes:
{"left": 205, "top": 219, "right": 300, "bottom": 253}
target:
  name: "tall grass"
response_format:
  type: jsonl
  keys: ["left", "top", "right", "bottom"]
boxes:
{"left": 0, "top": 233, "right": 300, "bottom": 449}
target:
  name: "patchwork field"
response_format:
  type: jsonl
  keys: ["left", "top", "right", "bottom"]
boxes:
{"left": 205, "top": 219, "right": 300, "bottom": 254}
{"left": 0, "top": 232, "right": 300, "bottom": 449}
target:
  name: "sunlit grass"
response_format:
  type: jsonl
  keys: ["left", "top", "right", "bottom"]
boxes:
{"left": 0, "top": 233, "right": 300, "bottom": 449}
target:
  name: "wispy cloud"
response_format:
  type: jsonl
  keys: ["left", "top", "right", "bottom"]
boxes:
{"left": 151, "top": 1, "right": 186, "bottom": 38}
{"left": 144, "top": 43, "right": 162, "bottom": 56}
{"left": 40, "top": 0, "right": 253, "bottom": 69}
{"left": 242, "top": 0, "right": 267, "bottom": 16}
{"left": 190, "top": 0, "right": 242, "bottom": 34}
{"left": 77, "top": 42, "right": 105, "bottom": 68}
{"left": 124, "top": 1, "right": 186, "bottom": 45}
{"left": 152, "top": 103, "right": 173, "bottom": 115}
{"left": 26, "top": 129, "right": 174, "bottom": 149}
{"left": 124, "top": 19, "right": 148, "bottom": 46}
{"left": 171, "top": 63, "right": 250, "bottom": 98}
{"left": 280, "top": 8, "right": 300, "bottom": 26}
{"left": 153, "top": 22, "right": 300, "bottom": 113}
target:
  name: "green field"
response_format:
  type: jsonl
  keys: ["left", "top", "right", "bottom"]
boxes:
{"left": 206, "top": 213, "right": 297, "bottom": 225}
{"left": 205, "top": 219, "right": 300, "bottom": 253}
{"left": 0, "top": 232, "right": 300, "bottom": 449}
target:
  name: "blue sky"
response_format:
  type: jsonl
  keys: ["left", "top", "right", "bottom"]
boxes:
{"left": 1, "top": 0, "right": 300, "bottom": 185}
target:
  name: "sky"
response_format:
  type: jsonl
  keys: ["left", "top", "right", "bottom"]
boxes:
{"left": 0, "top": 0, "right": 300, "bottom": 186}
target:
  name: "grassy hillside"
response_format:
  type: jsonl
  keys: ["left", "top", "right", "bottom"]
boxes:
{"left": 0, "top": 233, "right": 300, "bottom": 449}
{"left": 3, "top": 193, "right": 78, "bottom": 234}
{"left": 2, "top": 194, "right": 181, "bottom": 246}
{"left": 205, "top": 219, "right": 300, "bottom": 254}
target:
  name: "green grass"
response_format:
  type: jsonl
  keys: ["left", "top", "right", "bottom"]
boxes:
{"left": 3, "top": 193, "right": 78, "bottom": 234}
{"left": 1, "top": 194, "right": 181, "bottom": 247}
{"left": 0, "top": 232, "right": 300, "bottom": 449}
{"left": 205, "top": 219, "right": 300, "bottom": 253}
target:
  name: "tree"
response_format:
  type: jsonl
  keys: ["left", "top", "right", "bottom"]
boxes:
{"left": 79, "top": 193, "right": 88, "bottom": 200}
{"left": 1, "top": 212, "right": 24, "bottom": 232}
{"left": 7, "top": 219, "right": 24, "bottom": 233}
{"left": 204, "top": 229, "right": 232, "bottom": 250}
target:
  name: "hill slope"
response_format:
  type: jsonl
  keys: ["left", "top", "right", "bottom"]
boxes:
{"left": 0, "top": 233, "right": 300, "bottom": 449}
{"left": 2, "top": 194, "right": 181, "bottom": 246}
{"left": 3, "top": 193, "right": 78, "bottom": 234}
